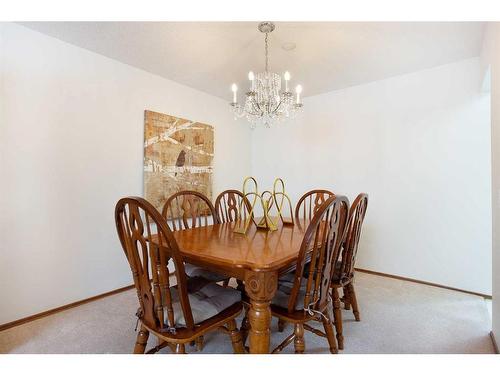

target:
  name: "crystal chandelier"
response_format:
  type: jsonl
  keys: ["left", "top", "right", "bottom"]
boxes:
{"left": 230, "top": 22, "right": 303, "bottom": 129}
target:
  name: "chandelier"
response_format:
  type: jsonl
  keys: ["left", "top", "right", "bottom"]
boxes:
{"left": 230, "top": 22, "right": 303, "bottom": 129}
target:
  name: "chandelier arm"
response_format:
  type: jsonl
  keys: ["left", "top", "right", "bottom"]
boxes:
{"left": 272, "top": 98, "right": 284, "bottom": 114}
{"left": 245, "top": 98, "right": 261, "bottom": 116}
{"left": 246, "top": 107, "right": 261, "bottom": 116}
{"left": 245, "top": 92, "right": 262, "bottom": 115}
{"left": 252, "top": 99, "right": 263, "bottom": 115}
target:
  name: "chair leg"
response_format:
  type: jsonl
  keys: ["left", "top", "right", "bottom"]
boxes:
{"left": 293, "top": 323, "right": 305, "bottom": 354}
{"left": 175, "top": 343, "right": 186, "bottom": 354}
{"left": 272, "top": 333, "right": 295, "bottom": 354}
{"left": 332, "top": 288, "right": 344, "bottom": 350}
{"left": 190, "top": 335, "right": 204, "bottom": 350}
{"left": 278, "top": 319, "right": 286, "bottom": 332}
{"left": 133, "top": 324, "right": 149, "bottom": 354}
{"left": 348, "top": 283, "right": 360, "bottom": 321}
{"left": 322, "top": 306, "right": 338, "bottom": 354}
{"left": 343, "top": 286, "right": 351, "bottom": 310}
{"left": 195, "top": 336, "right": 204, "bottom": 351}
{"left": 236, "top": 279, "right": 245, "bottom": 291}
{"left": 240, "top": 305, "right": 250, "bottom": 345}
{"left": 227, "top": 319, "right": 245, "bottom": 353}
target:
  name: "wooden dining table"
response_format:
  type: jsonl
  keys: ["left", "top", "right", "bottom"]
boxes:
{"left": 168, "top": 218, "right": 309, "bottom": 354}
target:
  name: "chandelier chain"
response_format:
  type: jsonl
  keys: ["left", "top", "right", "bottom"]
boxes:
{"left": 265, "top": 32, "right": 269, "bottom": 72}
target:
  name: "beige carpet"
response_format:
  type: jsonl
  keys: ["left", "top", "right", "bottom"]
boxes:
{"left": 0, "top": 272, "right": 494, "bottom": 354}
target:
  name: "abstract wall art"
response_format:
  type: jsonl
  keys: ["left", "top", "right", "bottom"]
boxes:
{"left": 143, "top": 110, "right": 214, "bottom": 213}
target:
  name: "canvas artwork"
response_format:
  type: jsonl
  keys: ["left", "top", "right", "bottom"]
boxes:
{"left": 143, "top": 110, "right": 214, "bottom": 214}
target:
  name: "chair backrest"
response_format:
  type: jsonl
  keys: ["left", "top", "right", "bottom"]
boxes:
{"left": 337, "top": 193, "right": 369, "bottom": 279}
{"left": 287, "top": 195, "right": 349, "bottom": 313}
{"left": 161, "top": 190, "right": 218, "bottom": 231}
{"left": 214, "top": 189, "right": 253, "bottom": 223}
{"left": 295, "top": 189, "right": 335, "bottom": 222}
{"left": 115, "top": 197, "right": 196, "bottom": 332}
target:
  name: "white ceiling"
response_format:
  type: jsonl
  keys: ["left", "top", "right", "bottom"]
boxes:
{"left": 20, "top": 22, "right": 485, "bottom": 99}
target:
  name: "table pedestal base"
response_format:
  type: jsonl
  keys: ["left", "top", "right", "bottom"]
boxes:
{"left": 244, "top": 271, "right": 278, "bottom": 354}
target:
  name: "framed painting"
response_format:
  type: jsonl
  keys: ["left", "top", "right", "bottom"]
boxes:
{"left": 143, "top": 110, "right": 214, "bottom": 214}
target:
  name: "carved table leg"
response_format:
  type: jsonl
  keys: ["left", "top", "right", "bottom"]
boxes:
{"left": 244, "top": 270, "right": 278, "bottom": 354}
{"left": 248, "top": 300, "right": 272, "bottom": 353}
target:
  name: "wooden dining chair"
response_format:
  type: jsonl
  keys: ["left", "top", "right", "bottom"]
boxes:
{"left": 215, "top": 189, "right": 253, "bottom": 224}
{"left": 275, "top": 189, "right": 336, "bottom": 333}
{"left": 161, "top": 191, "right": 227, "bottom": 283}
{"left": 295, "top": 189, "right": 335, "bottom": 222}
{"left": 215, "top": 190, "right": 253, "bottom": 289}
{"left": 330, "top": 193, "right": 368, "bottom": 350}
{"left": 267, "top": 195, "right": 349, "bottom": 354}
{"left": 162, "top": 190, "right": 219, "bottom": 230}
{"left": 115, "top": 196, "right": 245, "bottom": 354}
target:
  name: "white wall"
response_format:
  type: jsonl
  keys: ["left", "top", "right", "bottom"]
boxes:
{"left": 481, "top": 22, "right": 500, "bottom": 344}
{"left": 0, "top": 22, "right": 493, "bottom": 326}
{"left": 0, "top": 23, "right": 251, "bottom": 325}
{"left": 252, "top": 58, "right": 492, "bottom": 295}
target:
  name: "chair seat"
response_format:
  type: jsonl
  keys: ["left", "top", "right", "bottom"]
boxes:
{"left": 274, "top": 260, "right": 346, "bottom": 311}
{"left": 279, "top": 260, "right": 343, "bottom": 284}
{"left": 272, "top": 276, "right": 308, "bottom": 310}
{"left": 167, "top": 283, "right": 241, "bottom": 326}
{"left": 331, "top": 263, "right": 354, "bottom": 286}
{"left": 184, "top": 263, "right": 227, "bottom": 282}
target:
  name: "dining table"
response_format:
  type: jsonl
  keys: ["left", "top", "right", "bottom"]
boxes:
{"left": 166, "top": 218, "right": 309, "bottom": 354}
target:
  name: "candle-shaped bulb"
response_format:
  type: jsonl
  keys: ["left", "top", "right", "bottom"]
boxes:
{"left": 248, "top": 71, "right": 255, "bottom": 91}
{"left": 231, "top": 83, "right": 238, "bottom": 103}
{"left": 284, "top": 71, "right": 290, "bottom": 92}
{"left": 295, "top": 84, "right": 302, "bottom": 104}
